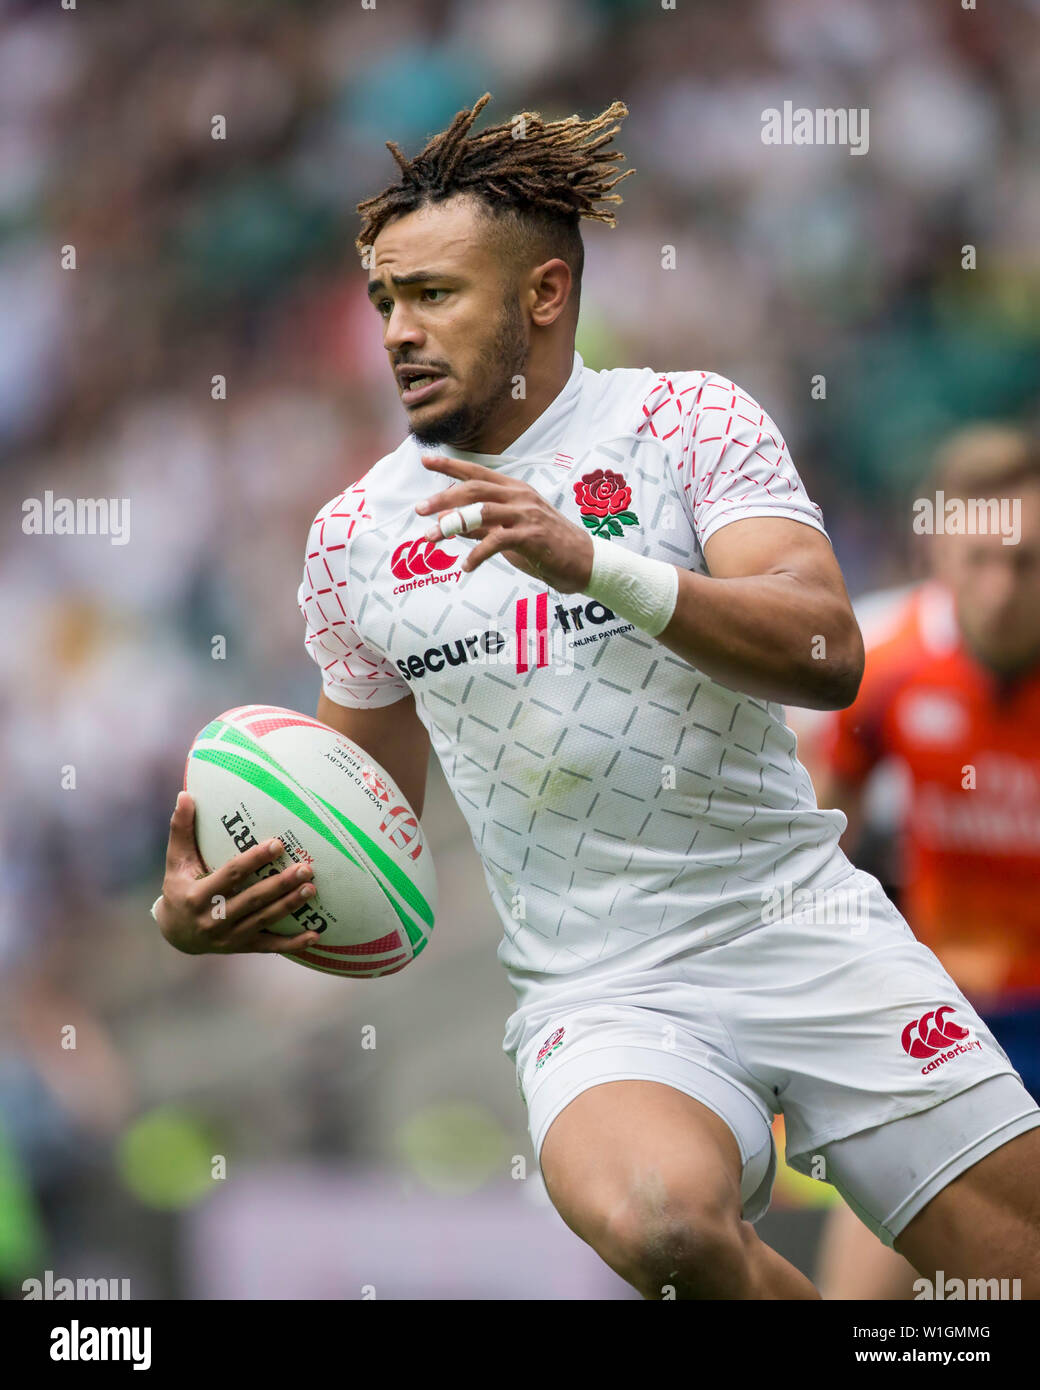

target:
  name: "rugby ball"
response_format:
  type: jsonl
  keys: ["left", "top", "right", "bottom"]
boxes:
{"left": 184, "top": 705, "right": 435, "bottom": 977}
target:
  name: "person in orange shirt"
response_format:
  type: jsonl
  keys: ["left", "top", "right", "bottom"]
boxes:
{"left": 799, "top": 423, "right": 1040, "bottom": 1298}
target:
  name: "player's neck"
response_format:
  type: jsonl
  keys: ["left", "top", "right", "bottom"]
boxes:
{"left": 467, "top": 344, "right": 577, "bottom": 455}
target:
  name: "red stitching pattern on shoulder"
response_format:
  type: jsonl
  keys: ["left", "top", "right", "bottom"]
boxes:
{"left": 638, "top": 373, "right": 822, "bottom": 528}
{"left": 297, "top": 484, "right": 406, "bottom": 700}
{"left": 636, "top": 372, "right": 708, "bottom": 443}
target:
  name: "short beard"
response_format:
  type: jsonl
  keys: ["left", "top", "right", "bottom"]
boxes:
{"left": 411, "top": 296, "right": 529, "bottom": 449}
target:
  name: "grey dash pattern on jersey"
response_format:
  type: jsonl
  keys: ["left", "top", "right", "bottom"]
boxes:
{"left": 298, "top": 356, "right": 847, "bottom": 990}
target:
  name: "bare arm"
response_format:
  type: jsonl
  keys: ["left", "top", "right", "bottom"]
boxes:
{"left": 316, "top": 692, "right": 430, "bottom": 818}
{"left": 655, "top": 517, "right": 865, "bottom": 711}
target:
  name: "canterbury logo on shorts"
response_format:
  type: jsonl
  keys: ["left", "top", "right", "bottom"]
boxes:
{"left": 901, "top": 1005, "right": 983, "bottom": 1073}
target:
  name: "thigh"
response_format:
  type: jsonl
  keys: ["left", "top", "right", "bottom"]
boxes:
{"left": 540, "top": 1079, "right": 747, "bottom": 1243}
{"left": 513, "top": 1000, "right": 777, "bottom": 1226}
{"left": 819, "top": 1073, "right": 1040, "bottom": 1266}
{"left": 894, "top": 1122, "right": 1040, "bottom": 1291}
{"left": 537, "top": 1076, "right": 822, "bottom": 1300}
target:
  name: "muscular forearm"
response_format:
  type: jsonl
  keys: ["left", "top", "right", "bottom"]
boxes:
{"left": 654, "top": 568, "right": 864, "bottom": 710}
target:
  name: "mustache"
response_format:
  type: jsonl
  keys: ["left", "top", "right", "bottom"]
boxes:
{"left": 395, "top": 358, "right": 450, "bottom": 373}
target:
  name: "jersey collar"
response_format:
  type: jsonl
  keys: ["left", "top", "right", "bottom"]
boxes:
{"left": 416, "top": 350, "right": 585, "bottom": 468}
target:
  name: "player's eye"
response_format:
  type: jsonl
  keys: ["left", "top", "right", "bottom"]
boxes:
{"left": 375, "top": 299, "right": 392, "bottom": 317}
{"left": 421, "top": 288, "right": 449, "bottom": 304}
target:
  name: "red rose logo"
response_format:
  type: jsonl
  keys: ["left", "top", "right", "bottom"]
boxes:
{"left": 573, "top": 469, "right": 639, "bottom": 539}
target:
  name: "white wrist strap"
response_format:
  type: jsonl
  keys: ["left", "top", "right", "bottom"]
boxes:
{"left": 585, "top": 539, "right": 679, "bottom": 637}
{"left": 150, "top": 894, "right": 164, "bottom": 922}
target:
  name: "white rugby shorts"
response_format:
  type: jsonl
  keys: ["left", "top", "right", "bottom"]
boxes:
{"left": 506, "top": 866, "right": 1040, "bottom": 1246}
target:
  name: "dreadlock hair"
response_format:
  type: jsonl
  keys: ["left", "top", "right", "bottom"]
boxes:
{"left": 355, "top": 93, "right": 634, "bottom": 305}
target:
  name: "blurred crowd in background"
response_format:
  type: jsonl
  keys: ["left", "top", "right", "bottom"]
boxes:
{"left": 1, "top": 0, "right": 1038, "bottom": 1297}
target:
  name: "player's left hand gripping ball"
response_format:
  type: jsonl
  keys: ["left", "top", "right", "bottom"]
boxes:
{"left": 416, "top": 454, "right": 594, "bottom": 594}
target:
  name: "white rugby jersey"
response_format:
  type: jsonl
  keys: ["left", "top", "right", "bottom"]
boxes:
{"left": 298, "top": 352, "right": 848, "bottom": 1006}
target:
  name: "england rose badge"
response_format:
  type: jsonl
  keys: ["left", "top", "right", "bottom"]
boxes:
{"left": 573, "top": 469, "right": 639, "bottom": 539}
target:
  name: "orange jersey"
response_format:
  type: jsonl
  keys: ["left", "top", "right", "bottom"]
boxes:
{"left": 820, "top": 581, "right": 1040, "bottom": 998}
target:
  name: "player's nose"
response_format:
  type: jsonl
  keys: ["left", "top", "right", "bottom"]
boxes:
{"left": 383, "top": 303, "right": 425, "bottom": 353}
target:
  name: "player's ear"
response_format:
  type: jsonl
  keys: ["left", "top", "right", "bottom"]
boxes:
{"left": 528, "top": 258, "right": 572, "bottom": 328}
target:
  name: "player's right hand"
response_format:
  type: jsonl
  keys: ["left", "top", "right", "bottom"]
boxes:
{"left": 156, "top": 791, "right": 323, "bottom": 956}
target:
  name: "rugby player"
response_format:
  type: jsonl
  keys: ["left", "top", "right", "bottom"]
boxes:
{"left": 156, "top": 96, "right": 1040, "bottom": 1299}
{"left": 801, "top": 426, "right": 1040, "bottom": 1298}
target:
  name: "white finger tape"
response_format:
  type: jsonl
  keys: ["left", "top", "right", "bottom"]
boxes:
{"left": 440, "top": 502, "right": 484, "bottom": 538}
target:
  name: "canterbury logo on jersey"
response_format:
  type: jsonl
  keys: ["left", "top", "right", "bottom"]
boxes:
{"left": 394, "top": 596, "right": 622, "bottom": 681}
{"left": 901, "top": 1005, "right": 982, "bottom": 1075}
{"left": 391, "top": 537, "right": 462, "bottom": 593}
